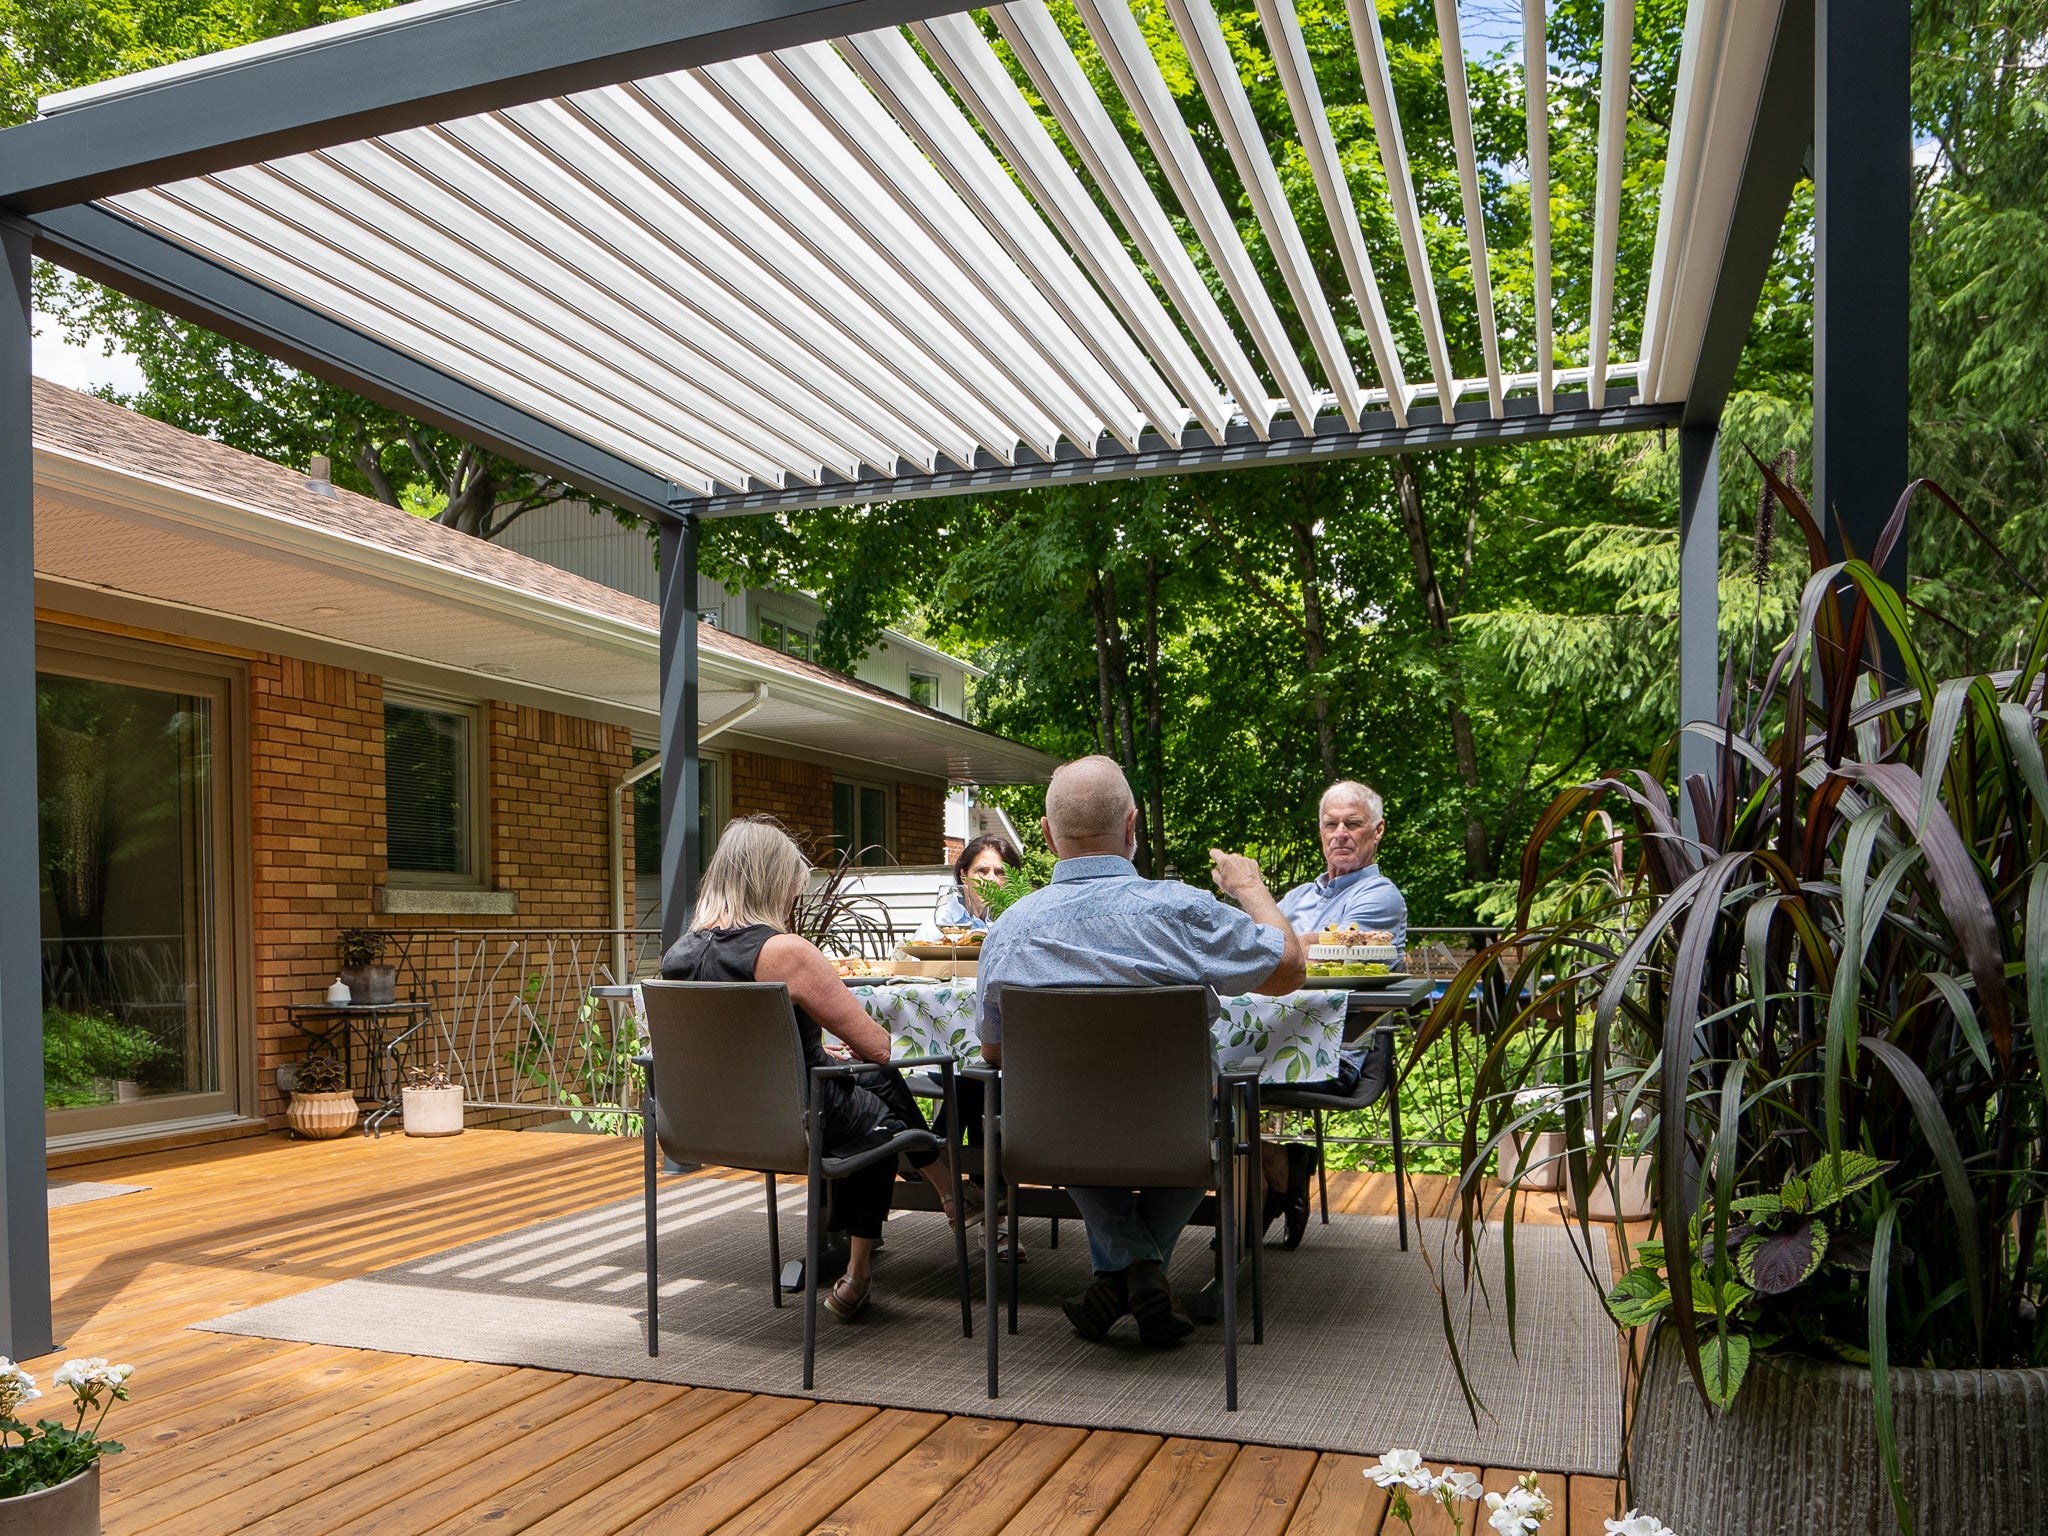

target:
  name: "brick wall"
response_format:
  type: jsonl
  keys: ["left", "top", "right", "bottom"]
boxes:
{"left": 487, "top": 703, "right": 630, "bottom": 927}
{"left": 727, "top": 749, "right": 836, "bottom": 855}
{"left": 895, "top": 780, "right": 946, "bottom": 865}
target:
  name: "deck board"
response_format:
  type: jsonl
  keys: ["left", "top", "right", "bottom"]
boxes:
{"left": 35, "top": 1130, "right": 1620, "bottom": 1536}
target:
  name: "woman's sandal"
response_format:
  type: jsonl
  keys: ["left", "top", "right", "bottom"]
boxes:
{"left": 823, "top": 1273, "right": 870, "bottom": 1322}
{"left": 940, "top": 1184, "right": 986, "bottom": 1228}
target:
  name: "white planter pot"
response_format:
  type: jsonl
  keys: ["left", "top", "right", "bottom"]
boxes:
{"left": 0, "top": 1460, "right": 99, "bottom": 1535}
{"left": 1574, "top": 1153, "right": 1654, "bottom": 1221}
{"left": 402, "top": 1085, "right": 464, "bottom": 1137}
{"left": 1503, "top": 1130, "right": 1566, "bottom": 1190}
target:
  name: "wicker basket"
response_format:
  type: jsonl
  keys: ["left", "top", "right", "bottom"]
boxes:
{"left": 286, "top": 1090, "right": 359, "bottom": 1139}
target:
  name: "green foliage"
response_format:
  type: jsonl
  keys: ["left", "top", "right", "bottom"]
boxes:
{"left": 42, "top": 1008, "right": 160, "bottom": 1106}
{"left": 974, "top": 845, "right": 1054, "bottom": 924}
{"left": 336, "top": 927, "right": 385, "bottom": 967}
{"left": 0, "top": 1420, "right": 123, "bottom": 1498}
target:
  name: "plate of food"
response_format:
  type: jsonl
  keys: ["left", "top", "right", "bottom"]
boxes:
{"left": 1306, "top": 926, "right": 1400, "bottom": 965}
{"left": 1302, "top": 960, "right": 1409, "bottom": 990}
{"left": 832, "top": 956, "right": 891, "bottom": 981}
{"left": 900, "top": 929, "right": 984, "bottom": 960}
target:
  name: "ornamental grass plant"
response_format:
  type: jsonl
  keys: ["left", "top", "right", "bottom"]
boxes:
{"left": 1417, "top": 467, "right": 2047, "bottom": 1529}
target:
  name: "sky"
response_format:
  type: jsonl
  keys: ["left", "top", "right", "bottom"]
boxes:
{"left": 33, "top": 308, "right": 147, "bottom": 395}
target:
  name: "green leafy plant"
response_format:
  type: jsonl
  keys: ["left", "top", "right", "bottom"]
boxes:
{"left": 42, "top": 1008, "right": 161, "bottom": 1107}
{"left": 291, "top": 1054, "right": 347, "bottom": 1095}
{"left": 972, "top": 846, "right": 1053, "bottom": 923}
{"left": 0, "top": 1356, "right": 132, "bottom": 1498}
{"left": 336, "top": 928, "right": 386, "bottom": 968}
{"left": 1422, "top": 470, "right": 2048, "bottom": 1530}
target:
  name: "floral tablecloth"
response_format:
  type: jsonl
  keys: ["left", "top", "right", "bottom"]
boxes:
{"left": 847, "top": 981, "right": 1346, "bottom": 1085}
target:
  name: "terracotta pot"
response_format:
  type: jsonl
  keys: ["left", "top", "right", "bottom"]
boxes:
{"left": 1632, "top": 1326, "right": 2048, "bottom": 1535}
{"left": 0, "top": 1461, "right": 99, "bottom": 1536}
{"left": 1503, "top": 1130, "right": 1566, "bottom": 1191}
{"left": 401, "top": 1084, "right": 464, "bottom": 1137}
{"left": 338, "top": 962, "right": 396, "bottom": 1006}
{"left": 286, "top": 1090, "right": 359, "bottom": 1139}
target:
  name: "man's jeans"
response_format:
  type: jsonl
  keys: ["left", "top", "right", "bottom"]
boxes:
{"left": 1066, "top": 1186, "right": 1206, "bottom": 1274}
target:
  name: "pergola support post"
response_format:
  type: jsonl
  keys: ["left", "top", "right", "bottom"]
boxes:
{"left": 1677, "top": 424, "right": 1720, "bottom": 845}
{"left": 1813, "top": 0, "right": 1910, "bottom": 595}
{"left": 0, "top": 220, "right": 54, "bottom": 1360}
{"left": 657, "top": 512, "right": 702, "bottom": 951}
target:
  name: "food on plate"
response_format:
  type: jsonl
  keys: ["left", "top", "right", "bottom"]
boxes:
{"left": 1307, "top": 960, "right": 1394, "bottom": 978}
{"left": 1314, "top": 925, "right": 1396, "bottom": 948}
{"left": 832, "top": 956, "right": 885, "bottom": 977}
{"left": 934, "top": 926, "right": 985, "bottom": 947}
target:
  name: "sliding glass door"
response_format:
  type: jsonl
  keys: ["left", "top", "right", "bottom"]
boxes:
{"left": 37, "top": 631, "right": 244, "bottom": 1137}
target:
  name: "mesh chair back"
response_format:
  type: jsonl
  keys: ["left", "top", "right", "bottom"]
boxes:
{"left": 639, "top": 981, "right": 811, "bottom": 1175}
{"left": 998, "top": 986, "right": 1214, "bottom": 1188}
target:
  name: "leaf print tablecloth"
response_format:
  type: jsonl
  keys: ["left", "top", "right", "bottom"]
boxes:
{"left": 848, "top": 982, "right": 1347, "bottom": 1085}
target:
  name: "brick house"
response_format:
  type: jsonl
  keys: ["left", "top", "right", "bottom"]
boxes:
{"left": 30, "top": 381, "right": 1057, "bottom": 1159}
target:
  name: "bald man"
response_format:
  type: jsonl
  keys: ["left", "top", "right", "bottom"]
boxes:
{"left": 975, "top": 755, "right": 1306, "bottom": 1347}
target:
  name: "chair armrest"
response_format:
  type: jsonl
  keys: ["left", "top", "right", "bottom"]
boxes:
{"left": 960, "top": 1064, "right": 1000, "bottom": 1085}
{"left": 809, "top": 1062, "right": 869, "bottom": 1083}
{"left": 889, "top": 1053, "right": 958, "bottom": 1072}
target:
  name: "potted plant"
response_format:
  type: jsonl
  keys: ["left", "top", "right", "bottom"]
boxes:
{"left": 0, "top": 1355, "right": 134, "bottom": 1536}
{"left": 41, "top": 1009, "right": 160, "bottom": 1108}
{"left": 400, "top": 1061, "right": 464, "bottom": 1137}
{"left": 336, "top": 928, "right": 395, "bottom": 1007}
{"left": 1424, "top": 474, "right": 2048, "bottom": 1533}
{"left": 285, "top": 1053, "right": 358, "bottom": 1139}
{"left": 1503, "top": 1084, "right": 1567, "bottom": 1192}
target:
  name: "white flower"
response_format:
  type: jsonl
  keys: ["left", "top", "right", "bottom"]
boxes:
{"left": 0, "top": 1359, "right": 38, "bottom": 1419}
{"left": 52, "top": 1357, "right": 132, "bottom": 1407}
{"left": 1487, "top": 1488, "right": 1545, "bottom": 1533}
{"left": 1366, "top": 1449, "right": 1433, "bottom": 1491}
{"left": 1513, "top": 1086, "right": 1564, "bottom": 1113}
{"left": 1605, "top": 1513, "right": 1678, "bottom": 1536}
{"left": 1435, "top": 1469, "right": 1485, "bottom": 1503}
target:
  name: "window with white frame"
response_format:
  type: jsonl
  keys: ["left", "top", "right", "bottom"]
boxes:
{"left": 384, "top": 690, "right": 487, "bottom": 885}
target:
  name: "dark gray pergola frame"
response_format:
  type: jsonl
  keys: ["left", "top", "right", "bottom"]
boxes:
{"left": 0, "top": 0, "right": 1909, "bottom": 1359}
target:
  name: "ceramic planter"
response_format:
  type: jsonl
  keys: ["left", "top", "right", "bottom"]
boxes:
{"left": 1503, "top": 1130, "right": 1566, "bottom": 1190}
{"left": 286, "top": 1090, "right": 359, "bottom": 1139}
{"left": 0, "top": 1461, "right": 99, "bottom": 1536}
{"left": 338, "top": 963, "right": 396, "bottom": 1006}
{"left": 1570, "top": 1153, "right": 1653, "bottom": 1221}
{"left": 401, "top": 1084, "right": 464, "bottom": 1137}
{"left": 1632, "top": 1326, "right": 2048, "bottom": 1535}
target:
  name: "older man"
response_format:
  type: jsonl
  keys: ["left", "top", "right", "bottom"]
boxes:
{"left": 1279, "top": 781, "right": 1408, "bottom": 949}
{"left": 976, "top": 756, "right": 1305, "bottom": 1346}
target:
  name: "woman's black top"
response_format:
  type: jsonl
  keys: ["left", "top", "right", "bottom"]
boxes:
{"left": 657, "top": 924, "right": 924, "bottom": 1157}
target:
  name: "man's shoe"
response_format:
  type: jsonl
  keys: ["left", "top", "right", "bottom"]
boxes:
{"left": 1127, "top": 1260, "right": 1195, "bottom": 1346}
{"left": 1284, "top": 1144, "right": 1317, "bottom": 1251}
{"left": 1060, "top": 1270, "right": 1129, "bottom": 1343}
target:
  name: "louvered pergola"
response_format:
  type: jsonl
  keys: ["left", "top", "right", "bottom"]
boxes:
{"left": 0, "top": 0, "right": 1908, "bottom": 1354}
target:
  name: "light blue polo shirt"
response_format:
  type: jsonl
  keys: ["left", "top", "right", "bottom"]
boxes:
{"left": 1278, "top": 863, "right": 1408, "bottom": 950}
{"left": 974, "top": 855, "right": 1287, "bottom": 1047}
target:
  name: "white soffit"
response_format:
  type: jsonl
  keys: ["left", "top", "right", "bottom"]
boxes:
{"left": 43, "top": 0, "right": 1762, "bottom": 499}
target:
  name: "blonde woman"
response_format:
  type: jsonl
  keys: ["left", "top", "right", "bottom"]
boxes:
{"left": 657, "top": 816, "right": 962, "bottom": 1321}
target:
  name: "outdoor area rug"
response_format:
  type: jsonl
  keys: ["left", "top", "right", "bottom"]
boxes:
{"left": 47, "top": 1181, "right": 150, "bottom": 1208}
{"left": 194, "top": 1174, "right": 1620, "bottom": 1473}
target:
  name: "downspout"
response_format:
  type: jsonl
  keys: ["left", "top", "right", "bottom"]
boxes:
{"left": 608, "top": 683, "right": 770, "bottom": 979}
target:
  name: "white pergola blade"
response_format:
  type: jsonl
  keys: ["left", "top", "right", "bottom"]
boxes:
{"left": 1435, "top": 0, "right": 1506, "bottom": 418}
{"left": 836, "top": 27, "right": 1189, "bottom": 444}
{"left": 1162, "top": 0, "right": 1362, "bottom": 428}
{"left": 992, "top": 1, "right": 1282, "bottom": 437}
{"left": 1253, "top": 0, "right": 1410, "bottom": 426}
{"left": 1588, "top": 0, "right": 1636, "bottom": 408}
{"left": 1064, "top": 0, "right": 1324, "bottom": 432}
{"left": 1525, "top": 0, "right": 1555, "bottom": 413}
{"left": 1345, "top": 0, "right": 1459, "bottom": 414}
{"left": 914, "top": 11, "right": 1232, "bottom": 440}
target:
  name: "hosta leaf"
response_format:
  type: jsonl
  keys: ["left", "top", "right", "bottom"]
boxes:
{"left": 1699, "top": 1331, "right": 1753, "bottom": 1410}
{"left": 1804, "top": 1152, "right": 1891, "bottom": 1211}
{"left": 1737, "top": 1216, "right": 1830, "bottom": 1294}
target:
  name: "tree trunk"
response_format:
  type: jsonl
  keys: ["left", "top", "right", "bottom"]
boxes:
{"left": 1393, "top": 453, "right": 1492, "bottom": 879}
{"left": 1143, "top": 555, "right": 1168, "bottom": 872}
{"left": 1102, "top": 570, "right": 1153, "bottom": 876}
{"left": 1088, "top": 576, "right": 1117, "bottom": 759}
{"left": 1288, "top": 505, "right": 1339, "bottom": 783}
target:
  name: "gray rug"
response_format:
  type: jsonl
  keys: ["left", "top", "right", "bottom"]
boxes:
{"left": 47, "top": 1181, "right": 150, "bottom": 1209}
{"left": 195, "top": 1176, "right": 1619, "bottom": 1472}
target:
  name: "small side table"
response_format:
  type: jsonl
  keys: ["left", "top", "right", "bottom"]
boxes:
{"left": 286, "top": 1001, "right": 432, "bottom": 1104}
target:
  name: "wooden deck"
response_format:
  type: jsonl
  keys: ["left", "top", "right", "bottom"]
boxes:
{"left": 37, "top": 1130, "right": 1626, "bottom": 1536}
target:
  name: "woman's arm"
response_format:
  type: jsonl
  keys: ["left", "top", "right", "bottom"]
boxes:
{"left": 755, "top": 933, "right": 897, "bottom": 1063}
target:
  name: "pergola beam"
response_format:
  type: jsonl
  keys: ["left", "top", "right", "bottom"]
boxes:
{"left": 24, "top": 203, "right": 685, "bottom": 523}
{"left": 0, "top": 0, "right": 975, "bottom": 214}
{"left": 692, "top": 394, "right": 1681, "bottom": 515}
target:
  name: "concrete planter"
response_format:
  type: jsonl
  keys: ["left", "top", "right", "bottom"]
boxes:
{"left": 1632, "top": 1327, "right": 2048, "bottom": 1535}
{"left": 401, "top": 1084, "right": 464, "bottom": 1137}
{"left": 286, "top": 1090, "right": 360, "bottom": 1139}
{"left": 338, "top": 963, "right": 396, "bottom": 1006}
{"left": 0, "top": 1461, "right": 99, "bottom": 1535}
{"left": 1504, "top": 1130, "right": 1566, "bottom": 1190}
{"left": 1573, "top": 1153, "right": 1653, "bottom": 1221}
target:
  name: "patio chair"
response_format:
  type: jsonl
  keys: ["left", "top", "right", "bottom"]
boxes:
{"left": 1261, "top": 1022, "right": 1407, "bottom": 1250}
{"left": 975, "top": 985, "right": 1262, "bottom": 1411}
{"left": 636, "top": 980, "right": 973, "bottom": 1390}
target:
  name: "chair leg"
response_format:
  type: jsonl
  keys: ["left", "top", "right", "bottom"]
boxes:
{"left": 1049, "top": 1216, "right": 1058, "bottom": 1250}
{"left": 944, "top": 1070, "right": 972, "bottom": 1339}
{"left": 1389, "top": 1080, "right": 1409, "bottom": 1252}
{"left": 1313, "top": 1109, "right": 1330, "bottom": 1224}
{"left": 983, "top": 1080, "right": 1000, "bottom": 1399}
{"left": 804, "top": 1164, "right": 823, "bottom": 1391}
{"left": 643, "top": 1087, "right": 660, "bottom": 1357}
{"left": 1007, "top": 1196, "right": 1019, "bottom": 1336}
{"left": 1247, "top": 1090, "right": 1264, "bottom": 1347}
{"left": 766, "top": 1172, "right": 782, "bottom": 1310}
{"left": 1219, "top": 1093, "right": 1239, "bottom": 1413}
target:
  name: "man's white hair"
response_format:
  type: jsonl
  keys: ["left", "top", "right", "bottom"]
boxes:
{"left": 1319, "top": 780, "right": 1384, "bottom": 826}
{"left": 1045, "top": 755, "right": 1136, "bottom": 843}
